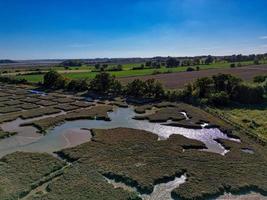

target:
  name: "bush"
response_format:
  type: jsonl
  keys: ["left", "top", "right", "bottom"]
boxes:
{"left": 106, "top": 65, "right": 123, "bottom": 71}
{"left": 253, "top": 75, "right": 267, "bottom": 83}
{"left": 254, "top": 59, "right": 260, "bottom": 65}
{"left": 132, "top": 65, "right": 144, "bottom": 70}
{"left": 232, "top": 84, "right": 264, "bottom": 104}
{"left": 67, "top": 79, "right": 88, "bottom": 92}
{"left": 208, "top": 92, "right": 230, "bottom": 106}
{"left": 0, "top": 76, "right": 28, "bottom": 84}
{"left": 263, "top": 80, "right": 267, "bottom": 95}
{"left": 186, "top": 67, "right": 195, "bottom": 72}
{"left": 230, "top": 63, "right": 236, "bottom": 68}
{"left": 152, "top": 70, "right": 161, "bottom": 75}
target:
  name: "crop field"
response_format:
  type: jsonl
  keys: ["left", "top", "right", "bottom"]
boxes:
{"left": 120, "top": 64, "right": 267, "bottom": 89}
{"left": 11, "top": 61, "right": 262, "bottom": 85}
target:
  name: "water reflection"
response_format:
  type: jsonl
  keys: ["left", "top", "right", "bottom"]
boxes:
{"left": 0, "top": 107, "right": 239, "bottom": 157}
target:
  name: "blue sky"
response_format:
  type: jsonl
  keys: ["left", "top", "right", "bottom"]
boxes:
{"left": 0, "top": 0, "right": 267, "bottom": 59}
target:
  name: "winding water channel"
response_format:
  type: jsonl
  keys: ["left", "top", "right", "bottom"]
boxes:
{"left": 0, "top": 107, "right": 239, "bottom": 157}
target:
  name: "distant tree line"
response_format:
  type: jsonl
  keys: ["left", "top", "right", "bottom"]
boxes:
{"left": 0, "top": 76, "right": 27, "bottom": 84}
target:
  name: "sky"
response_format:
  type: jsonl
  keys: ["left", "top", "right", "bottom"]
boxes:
{"left": 0, "top": 0, "right": 267, "bottom": 59}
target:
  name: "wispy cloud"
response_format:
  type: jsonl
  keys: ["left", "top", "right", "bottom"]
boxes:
{"left": 259, "top": 36, "right": 267, "bottom": 39}
{"left": 68, "top": 43, "right": 93, "bottom": 48}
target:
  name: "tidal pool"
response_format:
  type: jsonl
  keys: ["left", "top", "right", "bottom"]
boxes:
{"left": 0, "top": 107, "right": 239, "bottom": 157}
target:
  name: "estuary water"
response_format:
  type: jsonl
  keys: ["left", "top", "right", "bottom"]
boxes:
{"left": 0, "top": 107, "right": 239, "bottom": 157}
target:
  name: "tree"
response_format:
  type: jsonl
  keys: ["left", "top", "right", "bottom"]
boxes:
{"left": 43, "top": 70, "right": 66, "bottom": 89}
{"left": 145, "top": 61, "right": 152, "bottom": 67}
{"left": 212, "top": 74, "right": 241, "bottom": 94}
{"left": 208, "top": 92, "right": 230, "bottom": 106}
{"left": 253, "top": 75, "right": 267, "bottom": 83}
{"left": 192, "top": 77, "right": 213, "bottom": 98}
{"left": 125, "top": 79, "right": 146, "bottom": 97}
{"left": 232, "top": 84, "right": 264, "bottom": 104}
{"left": 67, "top": 79, "right": 88, "bottom": 91}
{"left": 95, "top": 64, "right": 101, "bottom": 70}
{"left": 144, "top": 79, "right": 164, "bottom": 98}
{"left": 166, "top": 57, "right": 179, "bottom": 68}
{"left": 205, "top": 55, "right": 214, "bottom": 65}
{"left": 109, "top": 80, "right": 123, "bottom": 95}
{"left": 89, "top": 72, "right": 121, "bottom": 95}
{"left": 263, "top": 80, "right": 267, "bottom": 95}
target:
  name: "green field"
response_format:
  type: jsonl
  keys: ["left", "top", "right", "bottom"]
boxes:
{"left": 13, "top": 61, "right": 256, "bottom": 83}
{"left": 213, "top": 104, "right": 267, "bottom": 141}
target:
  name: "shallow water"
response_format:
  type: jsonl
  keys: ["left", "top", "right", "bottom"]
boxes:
{"left": 105, "top": 174, "right": 187, "bottom": 200}
{"left": 0, "top": 107, "right": 239, "bottom": 157}
{"left": 241, "top": 148, "right": 254, "bottom": 154}
{"left": 217, "top": 192, "right": 267, "bottom": 200}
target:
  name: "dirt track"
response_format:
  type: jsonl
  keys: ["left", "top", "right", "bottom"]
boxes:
{"left": 119, "top": 65, "right": 267, "bottom": 89}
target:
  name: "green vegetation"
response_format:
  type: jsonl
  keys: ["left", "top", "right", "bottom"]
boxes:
{"left": 0, "top": 107, "right": 61, "bottom": 123}
{"left": 166, "top": 73, "right": 266, "bottom": 106}
{"left": 0, "top": 152, "right": 65, "bottom": 200}
{"left": 41, "top": 71, "right": 165, "bottom": 99}
{"left": 12, "top": 60, "right": 259, "bottom": 83}
{"left": 212, "top": 104, "right": 267, "bottom": 141}
{"left": 134, "top": 107, "right": 185, "bottom": 122}
{"left": 134, "top": 103, "right": 232, "bottom": 131}
{"left": 50, "top": 128, "right": 267, "bottom": 200}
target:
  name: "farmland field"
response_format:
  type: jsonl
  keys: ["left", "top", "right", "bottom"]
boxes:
{"left": 11, "top": 61, "right": 266, "bottom": 86}
{"left": 120, "top": 64, "right": 267, "bottom": 89}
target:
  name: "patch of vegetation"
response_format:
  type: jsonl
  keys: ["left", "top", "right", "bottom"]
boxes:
{"left": 134, "top": 107, "right": 185, "bottom": 122}
{"left": 134, "top": 103, "right": 232, "bottom": 132}
{"left": 18, "top": 103, "right": 40, "bottom": 110}
{"left": 0, "top": 106, "right": 22, "bottom": 114}
{"left": 0, "top": 129, "right": 17, "bottom": 139}
{"left": 0, "top": 107, "right": 62, "bottom": 123}
{"left": 35, "top": 100, "right": 58, "bottom": 106}
{"left": 53, "top": 97, "right": 76, "bottom": 104}
{"left": 213, "top": 104, "right": 267, "bottom": 141}
{"left": 71, "top": 101, "right": 94, "bottom": 108}
{"left": 25, "top": 105, "right": 113, "bottom": 133}
{"left": 54, "top": 104, "right": 78, "bottom": 111}
{"left": 20, "top": 107, "right": 62, "bottom": 119}
{"left": 0, "top": 152, "right": 65, "bottom": 200}
{"left": 53, "top": 128, "right": 267, "bottom": 200}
